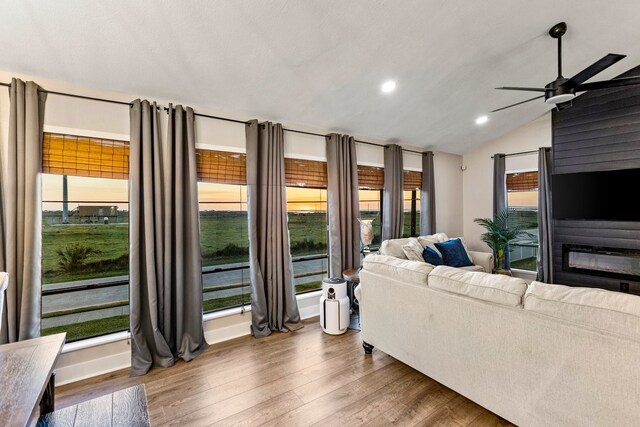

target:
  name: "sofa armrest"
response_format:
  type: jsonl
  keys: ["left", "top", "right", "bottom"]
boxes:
{"left": 468, "top": 250, "right": 493, "bottom": 273}
{"left": 354, "top": 284, "right": 362, "bottom": 301}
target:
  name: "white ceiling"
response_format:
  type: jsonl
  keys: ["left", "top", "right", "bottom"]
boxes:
{"left": 1, "top": 0, "right": 640, "bottom": 154}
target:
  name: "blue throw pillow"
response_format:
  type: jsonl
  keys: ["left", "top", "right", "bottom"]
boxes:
{"left": 434, "top": 238, "right": 473, "bottom": 268}
{"left": 422, "top": 247, "right": 443, "bottom": 266}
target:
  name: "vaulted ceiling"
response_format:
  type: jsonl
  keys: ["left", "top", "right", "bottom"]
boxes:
{"left": 1, "top": 1, "right": 640, "bottom": 153}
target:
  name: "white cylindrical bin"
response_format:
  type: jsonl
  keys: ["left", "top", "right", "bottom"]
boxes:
{"left": 320, "top": 278, "right": 350, "bottom": 335}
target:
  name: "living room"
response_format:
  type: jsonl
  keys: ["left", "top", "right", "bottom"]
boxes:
{"left": 1, "top": 2, "right": 639, "bottom": 426}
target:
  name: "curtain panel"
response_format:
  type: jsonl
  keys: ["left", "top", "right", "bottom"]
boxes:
{"left": 420, "top": 151, "right": 436, "bottom": 235}
{"left": 245, "top": 120, "right": 302, "bottom": 337}
{"left": 326, "top": 133, "right": 360, "bottom": 277}
{"left": 0, "top": 78, "right": 46, "bottom": 343}
{"left": 537, "top": 147, "right": 554, "bottom": 283}
{"left": 492, "top": 153, "right": 510, "bottom": 269}
{"left": 129, "top": 100, "right": 208, "bottom": 376}
{"left": 382, "top": 144, "right": 404, "bottom": 240}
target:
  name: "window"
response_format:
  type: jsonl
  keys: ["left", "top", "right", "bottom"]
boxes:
{"left": 285, "top": 158, "right": 329, "bottom": 294}
{"left": 197, "top": 149, "right": 250, "bottom": 313}
{"left": 198, "top": 181, "right": 250, "bottom": 313}
{"left": 41, "top": 133, "right": 130, "bottom": 342}
{"left": 507, "top": 171, "right": 539, "bottom": 271}
{"left": 358, "top": 165, "right": 384, "bottom": 248}
{"left": 403, "top": 170, "right": 422, "bottom": 238}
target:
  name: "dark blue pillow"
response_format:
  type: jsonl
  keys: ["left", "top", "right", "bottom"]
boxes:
{"left": 434, "top": 238, "right": 473, "bottom": 268}
{"left": 422, "top": 247, "right": 443, "bottom": 266}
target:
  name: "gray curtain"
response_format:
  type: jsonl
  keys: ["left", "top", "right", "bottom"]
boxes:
{"left": 0, "top": 78, "right": 46, "bottom": 343}
{"left": 492, "top": 153, "right": 510, "bottom": 269}
{"left": 382, "top": 144, "right": 404, "bottom": 240}
{"left": 420, "top": 151, "right": 436, "bottom": 235}
{"left": 537, "top": 147, "right": 554, "bottom": 283}
{"left": 326, "top": 133, "right": 360, "bottom": 277}
{"left": 246, "top": 120, "right": 302, "bottom": 337}
{"left": 129, "top": 100, "right": 208, "bottom": 376}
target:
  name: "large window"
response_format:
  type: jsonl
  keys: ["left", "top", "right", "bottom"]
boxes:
{"left": 41, "top": 133, "right": 130, "bottom": 342}
{"left": 285, "top": 157, "right": 328, "bottom": 293}
{"left": 507, "top": 171, "right": 539, "bottom": 271}
{"left": 198, "top": 182, "right": 250, "bottom": 314}
{"left": 286, "top": 187, "right": 328, "bottom": 294}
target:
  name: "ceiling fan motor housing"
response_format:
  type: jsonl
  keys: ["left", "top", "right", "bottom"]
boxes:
{"left": 545, "top": 78, "right": 576, "bottom": 104}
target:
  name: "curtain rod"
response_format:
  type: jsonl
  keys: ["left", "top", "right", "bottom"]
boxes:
{"left": 490, "top": 148, "right": 549, "bottom": 159}
{"left": 2, "top": 80, "right": 424, "bottom": 154}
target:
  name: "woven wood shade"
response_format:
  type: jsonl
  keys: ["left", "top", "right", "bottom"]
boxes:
{"left": 507, "top": 171, "right": 539, "bottom": 192}
{"left": 197, "top": 150, "right": 247, "bottom": 185}
{"left": 357, "top": 165, "right": 384, "bottom": 189}
{"left": 403, "top": 170, "right": 422, "bottom": 190}
{"left": 284, "top": 158, "right": 327, "bottom": 189}
{"left": 42, "top": 133, "right": 129, "bottom": 179}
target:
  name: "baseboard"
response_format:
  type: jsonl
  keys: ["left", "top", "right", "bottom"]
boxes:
{"left": 56, "top": 348, "right": 131, "bottom": 386}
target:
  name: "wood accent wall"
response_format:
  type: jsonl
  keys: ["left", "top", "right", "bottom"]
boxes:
{"left": 552, "top": 65, "right": 640, "bottom": 294}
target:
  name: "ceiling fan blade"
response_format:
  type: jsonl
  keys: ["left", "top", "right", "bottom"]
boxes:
{"left": 491, "top": 95, "right": 545, "bottom": 113}
{"left": 563, "top": 53, "right": 626, "bottom": 88}
{"left": 496, "top": 86, "right": 547, "bottom": 92}
{"left": 575, "top": 75, "right": 640, "bottom": 92}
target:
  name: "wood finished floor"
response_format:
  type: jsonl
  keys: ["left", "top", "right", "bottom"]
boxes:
{"left": 56, "top": 318, "right": 513, "bottom": 426}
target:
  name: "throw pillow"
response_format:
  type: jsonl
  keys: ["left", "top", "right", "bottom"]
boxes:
{"left": 422, "top": 247, "right": 443, "bottom": 266}
{"left": 402, "top": 238, "right": 426, "bottom": 262}
{"left": 417, "top": 236, "right": 443, "bottom": 257}
{"left": 434, "top": 238, "right": 474, "bottom": 268}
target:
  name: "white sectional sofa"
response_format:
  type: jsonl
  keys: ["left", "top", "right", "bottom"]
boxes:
{"left": 378, "top": 233, "right": 494, "bottom": 273}
{"left": 354, "top": 255, "right": 640, "bottom": 427}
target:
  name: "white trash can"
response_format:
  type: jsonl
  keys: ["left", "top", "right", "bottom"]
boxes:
{"left": 320, "top": 278, "right": 350, "bottom": 335}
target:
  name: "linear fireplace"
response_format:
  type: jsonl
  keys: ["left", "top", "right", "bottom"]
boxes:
{"left": 563, "top": 244, "right": 640, "bottom": 283}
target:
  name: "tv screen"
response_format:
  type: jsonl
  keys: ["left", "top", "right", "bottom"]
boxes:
{"left": 552, "top": 168, "right": 640, "bottom": 221}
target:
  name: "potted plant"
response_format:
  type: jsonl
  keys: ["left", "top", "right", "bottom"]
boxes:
{"left": 474, "top": 209, "right": 532, "bottom": 274}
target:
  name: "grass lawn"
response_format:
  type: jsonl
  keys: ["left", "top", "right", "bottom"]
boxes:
{"left": 42, "top": 314, "right": 130, "bottom": 342}
{"left": 43, "top": 212, "right": 335, "bottom": 284}
{"left": 511, "top": 256, "right": 537, "bottom": 271}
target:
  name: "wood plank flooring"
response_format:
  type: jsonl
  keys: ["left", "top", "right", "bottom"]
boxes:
{"left": 56, "top": 318, "right": 512, "bottom": 426}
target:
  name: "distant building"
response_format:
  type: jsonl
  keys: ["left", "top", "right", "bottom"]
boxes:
{"left": 73, "top": 205, "right": 119, "bottom": 223}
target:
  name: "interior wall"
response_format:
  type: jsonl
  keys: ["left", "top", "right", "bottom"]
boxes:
{"left": 0, "top": 69, "right": 464, "bottom": 383}
{"left": 462, "top": 113, "right": 551, "bottom": 251}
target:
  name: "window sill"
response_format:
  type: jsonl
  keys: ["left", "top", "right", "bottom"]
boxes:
{"left": 61, "top": 330, "right": 130, "bottom": 354}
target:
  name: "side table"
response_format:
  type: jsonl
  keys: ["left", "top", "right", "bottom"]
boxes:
{"left": 342, "top": 268, "right": 361, "bottom": 331}
{"left": 342, "top": 268, "right": 360, "bottom": 312}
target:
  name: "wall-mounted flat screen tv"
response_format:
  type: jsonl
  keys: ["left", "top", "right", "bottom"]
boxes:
{"left": 552, "top": 168, "right": 640, "bottom": 221}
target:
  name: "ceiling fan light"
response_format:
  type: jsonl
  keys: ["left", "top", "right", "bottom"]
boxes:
{"left": 545, "top": 93, "right": 576, "bottom": 104}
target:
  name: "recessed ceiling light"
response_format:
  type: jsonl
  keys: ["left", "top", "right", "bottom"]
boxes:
{"left": 381, "top": 80, "right": 397, "bottom": 93}
{"left": 475, "top": 115, "right": 489, "bottom": 125}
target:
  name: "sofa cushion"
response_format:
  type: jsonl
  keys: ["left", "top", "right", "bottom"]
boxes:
{"left": 422, "top": 247, "right": 443, "bottom": 266}
{"left": 402, "top": 238, "right": 426, "bottom": 262}
{"left": 379, "top": 238, "right": 412, "bottom": 259}
{"left": 524, "top": 281, "right": 640, "bottom": 341}
{"left": 434, "top": 238, "right": 474, "bottom": 268}
{"left": 458, "top": 264, "right": 484, "bottom": 272}
{"left": 362, "top": 254, "right": 432, "bottom": 286}
{"left": 429, "top": 266, "right": 528, "bottom": 307}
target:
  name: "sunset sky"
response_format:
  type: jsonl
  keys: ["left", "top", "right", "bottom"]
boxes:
{"left": 42, "top": 174, "right": 385, "bottom": 212}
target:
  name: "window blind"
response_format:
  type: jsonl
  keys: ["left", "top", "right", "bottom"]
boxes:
{"left": 196, "top": 150, "right": 247, "bottom": 185}
{"left": 507, "top": 171, "right": 539, "bottom": 192}
{"left": 284, "top": 158, "right": 327, "bottom": 189}
{"left": 42, "top": 133, "right": 129, "bottom": 179}
{"left": 403, "top": 170, "right": 423, "bottom": 190}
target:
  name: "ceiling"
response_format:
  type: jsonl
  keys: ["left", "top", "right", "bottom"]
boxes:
{"left": 1, "top": 1, "right": 640, "bottom": 154}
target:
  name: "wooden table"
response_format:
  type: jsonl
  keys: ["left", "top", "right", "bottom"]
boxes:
{"left": 0, "top": 333, "right": 66, "bottom": 426}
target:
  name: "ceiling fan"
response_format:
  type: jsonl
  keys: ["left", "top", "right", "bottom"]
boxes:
{"left": 492, "top": 22, "right": 640, "bottom": 113}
